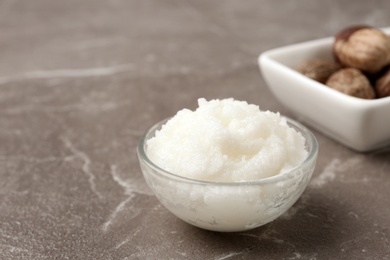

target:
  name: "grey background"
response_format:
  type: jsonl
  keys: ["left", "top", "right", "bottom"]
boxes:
{"left": 1, "top": 0, "right": 390, "bottom": 259}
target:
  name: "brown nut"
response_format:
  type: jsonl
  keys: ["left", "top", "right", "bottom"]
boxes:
{"left": 296, "top": 59, "right": 341, "bottom": 84}
{"left": 375, "top": 67, "right": 390, "bottom": 98}
{"left": 326, "top": 68, "right": 376, "bottom": 99}
{"left": 333, "top": 25, "right": 390, "bottom": 74}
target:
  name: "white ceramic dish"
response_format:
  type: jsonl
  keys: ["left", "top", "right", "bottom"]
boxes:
{"left": 259, "top": 27, "right": 390, "bottom": 152}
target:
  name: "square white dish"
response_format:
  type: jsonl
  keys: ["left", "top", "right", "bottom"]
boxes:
{"left": 258, "top": 27, "right": 390, "bottom": 152}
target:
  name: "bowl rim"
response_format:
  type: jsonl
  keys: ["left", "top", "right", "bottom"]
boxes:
{"left": 137, "top": 116, "right": 318, "bottom": 186}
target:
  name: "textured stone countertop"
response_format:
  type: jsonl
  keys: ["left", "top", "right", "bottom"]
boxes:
{"left": 1, "top": 0, "right": 390, "bottom": 259}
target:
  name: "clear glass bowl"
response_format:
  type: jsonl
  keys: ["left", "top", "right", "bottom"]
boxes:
{"left": 137, "top": 117, "right": 318, "bottom": 232}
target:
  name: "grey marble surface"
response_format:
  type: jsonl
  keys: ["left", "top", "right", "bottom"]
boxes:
{"left": 1, "top": 0, "right": 390, "bottom": 259}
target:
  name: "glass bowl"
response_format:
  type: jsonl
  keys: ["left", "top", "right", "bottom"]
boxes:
{"left": 137, "top": 117, "right": 318, "bottom": 232}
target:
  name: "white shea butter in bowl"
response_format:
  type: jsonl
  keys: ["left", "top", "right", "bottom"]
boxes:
{"left": 137, "top": 98, "right": 318, "bottom": 232}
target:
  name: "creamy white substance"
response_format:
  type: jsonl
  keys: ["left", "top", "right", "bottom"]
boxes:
{"left": 147, "top": 98, "right": 308, "bottom": 182}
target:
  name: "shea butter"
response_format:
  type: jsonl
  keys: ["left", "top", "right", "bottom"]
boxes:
{"left": 147, "top": 98, "right": 308, "bottom": 182}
